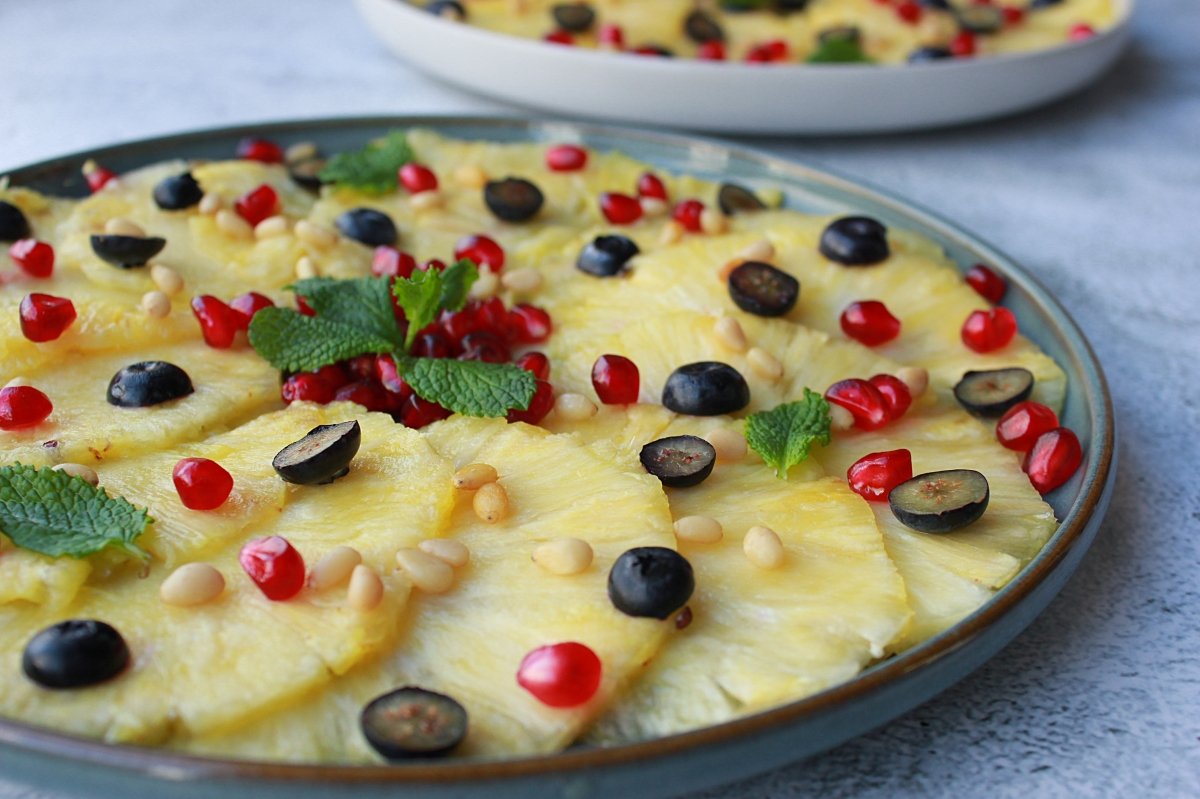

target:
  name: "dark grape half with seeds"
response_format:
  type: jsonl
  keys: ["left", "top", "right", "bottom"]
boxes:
{"left": 23, "top": 620, "right": 130, "bottom": 689}
{"left": 608, "top": 547, "right": 695, "bottom": 619}
{"left": 107, "top": 360, "right": 194, "bottom": 408}
{"left": 287, "top": 156, "right": 328, "bottom": 193}
{"left": 684, "top": 10, "right": 725, "bottom": 42}
{"left": 484, "top": 177, "right": 544, "bottom": 223}
{"left": 361, "top": 686, "right": 468, "bottom": 760}
{"left": 576, "top": 234, "right": 639, "bottom": 277}
{"left": 889, "top": 469, "right": 990, "bottom": 534}
{"left": 90, "top": 234, "right": 167, "bottom": 268}
{"left": 152, "top": 172, "right": 203, "bottom": 211}
{"left": 273, "top": 420, "right": 361, "bottom": 485}
{"left": 640, "top": 435, "right": 717, "bottom": 488}
{"left": 335, "top": 208, "right": 398, "bottom": 247}
{"left": 717, "top": 183, "right": 767, "bottom": 216}
{"left": 818, "top": 216, "right": 889, "bottom": 266}
{"left": 552, "top": 2, "right": 595, "bottom": 32}
{"left": 0, "top": 200, "right": 31, "bottom": 241}
{"left": 426, "top": 0, "right": 466, "bottom": 20}
{"left": 953, "top": 367, "right": 1034, "bottom": 417}
{"left": 662, "top": 362, "right": 751, "bottom": 416}
{"left": 728, "top": 261, "right": 799, "bottom": 317}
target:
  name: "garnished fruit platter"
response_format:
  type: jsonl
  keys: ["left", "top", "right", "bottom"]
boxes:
{"left": 0, "top": 117, "right": 1114, "bottom": 799}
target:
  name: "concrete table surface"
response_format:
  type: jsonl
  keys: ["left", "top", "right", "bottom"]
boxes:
{"left": 0, "top": 0, "right": 1196, "bottom": 796}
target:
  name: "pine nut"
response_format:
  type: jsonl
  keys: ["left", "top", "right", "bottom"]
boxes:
{"left": 215, "top": 209, "right": 253, "bottom": 239}
{"left": 700, "top": 208, "right": 729, "bottom": 235}
{"left": 747, "top": 347, "right": 784, "bottom": 381}
{"left": 554, "top": 392, "right": 598, "bottom": 422}
{"left": 141, "top": 290, "right": 171, "bottom": 318}
{"left": 897, "top": 366, "right": 929, "bottom": 399}
{"left": 468, "top": 268, "right": 500, "bottom": 299}
{"left": 659, "top": 220, "right": 685, "bottom": 246}
{"left": 308, "top": 545, "right": 362, "bottom": 591}
{"left": 713, "top": 316, "right": 748, "bottom": 352}
{"left": 104, "top": 217, "right": 145, "bottom": 237}
{"left": 294, "top": 220, "right": 338, "bottom": 249}
{"left": 52, "top": 463, "right": 99, "bottom": 486}
{"left": 150, "top": 263, "right": 184, "bottom": 295}
{"left": 160, "top": 563, "right": 225, "bottom": 606}
{"left": 3, "top": 377, "right": 29, "bottom": 389}
{"left": 640, "top": 197, "right": 668, "bottom": 217}
{"left": 254, "top": 215, "right": 289, "bottom": 240}
{"left": 705, "top": 428, "right": 747, "bottom": 462}
{"left": 501, "top": 267, "right": 543, "bottom": 294}
{"left": 347, "top": 564, "right": 384, "bottom": 611}
{"left": 473, "top": 481, "right": 509, "bottom": 523}
{"left": 198, "top": 193, "right": 222, "bottom": 215}
{"left": 455, "top": 164, "right": 488, "bottom": 188}
{"left": 285, "top": 141, "right": 319, "bottom": 163}
{"left": 532, "top": 538, "right": 593, "bottom": 576}
{"left": 829, "top": 403, "right": 855, "bottom": 432}
{"left": 738, "top": 239, "right": 775, "bottom": 262}
{"left": 395, "top": 548, "right": 455, "bottom": 594}
{"left": 410, "top": 190, "right": 443, "bottom": 212}
{"left": 294, "top": 256, "right": 318, "bottom": 280}
{"left": 673, "top": 515, "right": 724, "bottom": 544}
{"left": 419, "top": 538, "right": 470, "bottom": 568}
{"left": 452, "top": 462, "right": 498, "bottom": 490}
{"left": 744, "top": 526, "right": 785, "bottom": 570}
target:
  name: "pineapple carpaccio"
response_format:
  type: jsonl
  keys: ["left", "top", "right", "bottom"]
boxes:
{"left": 0, "top": 129, "right": 1069, "bottom": 760}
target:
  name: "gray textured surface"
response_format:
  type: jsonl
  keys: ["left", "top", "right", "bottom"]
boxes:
{"left": 1, "top": 0, "right": 1197, "bottom": 796}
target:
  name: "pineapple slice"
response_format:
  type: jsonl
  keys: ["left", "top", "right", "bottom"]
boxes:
{"left": 0, "top": 549, "right": 91, "bottom": 609}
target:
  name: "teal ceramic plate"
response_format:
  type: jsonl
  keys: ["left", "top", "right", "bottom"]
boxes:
{"left": 0, "top": 117, "right": 1115, "bottom": 799}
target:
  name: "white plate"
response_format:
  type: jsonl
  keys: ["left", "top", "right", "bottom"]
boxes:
{"left": 355, "top": 0, "right": 1133, "bottom": 135}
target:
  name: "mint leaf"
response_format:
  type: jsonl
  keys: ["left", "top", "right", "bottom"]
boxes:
{"left": 0, "top": 464, "right": 150, "bottom": 561}
{"left": 318, "top": 131, "right": 413, "bottom": 194}
{"left": 744, "top": 390, "right": 833, "bottom": 479}
{"left": 291, "top": 276, "right": 404, "bottom": 349}
{"left": 247, "top": 306, "right": 395, "bottom": 372}
{"left": 400, "top": 357, "right": 536, "bottom": 417}
{"left": 437, "top": 259, "right": 480, "bottom": 315}
{"left": 807, "top": 37, "right": 872, "bottom": 64}
{"left": 392, "top": 260, "right": 479, "bottom": 350}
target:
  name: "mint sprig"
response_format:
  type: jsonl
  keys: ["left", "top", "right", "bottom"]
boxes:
{"left": 0, "top": 464, "right": 151, "bottom": 561}
{"left": 807, "top": 37, "right": 872, "bottom": 64}
{"left": 318, "top": 131, "right": 413, "bottom": 194}
{"left": 744, "top": 390, "right": 833, "bottom": 479}
{"left": 392, "top": 259, "right": 478, "bottom": 350}
{"left": 247, "top": 307, "right": 396, "bottom": 373}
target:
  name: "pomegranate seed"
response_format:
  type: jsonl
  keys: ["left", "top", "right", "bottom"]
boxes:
{"left": 296, "top": 295, "right": 316, "bottom": 317}
{"left": 400, "top": 394, "right": 451, "bottom": 429}
{"left": 516, "top": 642, "right": 602, "bottom": 708}
{"left": 229, "top": 291, "right": 274, "bottom": 324}
{"left": 895, "top": 1, "right": 922, "bottom": 23}
{"left": 0, "top": 385, "right": 53, "bottom": 429}
{"left": 439, "top": 308, "right": 478, "bottom": 343}
{"left": 344, "top": 355, "right": 377, "bottom": 381}
{"left": 281, "top": 370, "right": 339, "bottom": 404}
{"left": 1068, "top": 23, "right": 1096, "bottom": 41}
{"left": 746, "top": 39, "right": 789, "bottom": 62}
{"left": 85, "top": 166, "right": 117, "bottom": 193}
{"left": 475, "top": 297, "right": 510, "bottom": 335}
{"left": 950, "top": 31, "right": 977, "bottom": 57}
{"left": 869, "top": 374, "right": 913, "bottom": 421}
{"left": 20, "top": 293, "right": 76, "bottom": 342}
{"left": 632, "top": 46, "right": 672, "bottom": 57}
{"left": 598, "top": 23, "right": 624, "bottom": 49}
{"left": 9, "top": 239, "right": 55, "bottom": 279}
{"left": 372, "top": 246, "right": 417, "bottom": 279}
{"left": 997, "top": 401, "right": 1060, "bottom": 452}
{"left": 172, "top": 457, "right": 234, "bottom": 511}
{"left": 420, "top": 258, "right": 448, "bottom": 273}
{"left": 236, "top": 137, "right": 284, "bottom": 164}
{"left": 1001, "top": 5, "right": 1025, "bottom": 25}
{"left": 672, "top": 199, "right": 705, "bottom": 233}
{"left": 591, "top": 354, "right": 639, "bottom": 404}
{"left": 417, "top": 329, "right": 457, "bottom": 360}
{"left": 334, "top": 380, "right": 391, "bottom": 412}
{"left": 697, "top": 40, "right": 726, "bottom": 60}
{"left": 965, "top": 263, "right": 1007, "bottom": 304}
{"left": 847, "top": 449, "right": 914, "bottom": 502}
{"left": 239, "top": 536, "right": 306, "bottom": 601}
{"left": 234, "top": 184, "right": 279, "bottom": 227}
{"left": 515, "top": 351, "right": 551, "bottom": 380}
{"left": 840, "top": 300, "right": 901, "bottom": 346}
{"left": 544, "top": 30, "right": 574, "bottom": 45}
{"left": 508, "top": 304, "right": 552, "bottom": 344}
{"left": 546, "top": 144, "right": 588, "bottom": 172}
{"left": 962, "top": 307, "right": 1018, "bottom": 353}
{"left": 1023, "top": 427, "right": 1083, "bottom": 494}
{"left": 458, "top": 331, "right": 510, "bottom": 363}
{"left": 455, "top": 234, "right": 505, "bottom": 272}
{"left": 375, "top": 354, "right": 412, "bottom": 398}
{"left": 508, "top": 379, "right": 555, "bottom": 425}
{"left": 599, "top": 192, "right": 643, "bottom": 225}
{"left": 399, "top": 162, "right": 439, "bottom": 194}
{"left": 636, "top": 173, "right": 668, "bottom": 201}
{"left": 191, "top": 295, "right": 248, "bottom": 348}
{"left": 825, "top": 378, "right": 890, "bottom": 431}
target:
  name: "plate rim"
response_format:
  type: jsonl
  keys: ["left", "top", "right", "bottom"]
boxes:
{"left": 0, "top": 114, "right": 1116, "bottom": 786}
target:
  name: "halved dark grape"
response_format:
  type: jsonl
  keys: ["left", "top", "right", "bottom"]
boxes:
{"left": 483, "top": 177, "right": 544, "bottom": 223}
{"left": 90, "top": 234, "right": 167, "bottom": 268}
{"left": 608, "top": 547, "right": 695, "bottom": 619}
{"left": 889, "top": 469, "right": 990, "bottom": 534}
{"left": 908, "top": 46, "right": 953, "bottom": 63}
{"left": 287, "top": 157, "right": 327, "bottom": 193}
{"left": 662, "top": 362, "right": 751, "bottom": 416}
{"left": 107, "top": 361, "right": 195, "bottom": 408}
{"left": 775, "top": 0, "right": 811, "bottom": 14}
{"left": 0, "top": 200, "right": 31, "bottom": 241}
{"left": 818, "top": 216, "right": 889, "bottom": 266}
{"left": 335, "top": 208, "right": 398, "bottom": 247}
{"left": 639, "top": 435, "right": 717, "bottom": 488}
{"left": 576, "top": 234, "right": 639, "bottom": 277}
{"left": 23, "top": 620, "right": 130, "bottom": 689}
{"left": 917, "top": 0, "right": 952, "bottom": 9}
{"left": 684, "top": 10, "right": 725, "bottom": 43}
{"left": 273, "top": 420, "right": 361, "bottom": 485}
{"left": 955, "top": 5, "right": 1004, "bottom": 34}
{"left": 953, "top": 367, "right": 1034, "bottom": 417}
{"left": 552, "top": 2, "right": 595, "bottom": 32}
{"left": 361, "top": 686, "right": 467, "bottom": 760}
{"left": 426, "top": 0, "right": 466, "bottom": 21}
{"left": 717, "top": 183, "right": 767, "bottom": 215}
{"left": 728, "top": 261, "right": 799, "bottom": 317}
{"left": 152, "top": 172, "right": 203, "bottom": 211}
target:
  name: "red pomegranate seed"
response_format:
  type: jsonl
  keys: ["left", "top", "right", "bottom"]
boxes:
{"left": 234, "top": 184, "right": 279, "bottom": 227}
{"left": 1023, "top": 427, "right": 1083, "bottom": 494}
{"left": 229, "top": 291, "right": 274, "bottom": 325}
{"left": 896, "top": 1, "right": 922, "bottom": 22}
{"left": 508, "top": 379, "right": 555, "bottom": 425}
{"left": 847, "top": 449, "right": 914, "bottom": 502}
{"left": 344, "top": 355, "right": 377, "bottom": 382}
{"left": 400, "top": 394, "right": 451, "bottom": 429}
{"left": 597, "top": 23, "right": 625, "bottom": 49}
{"left": 420, "top": 258, "right": 448, "bottom": 273}
{"left": 459, "top": 331, "right": 510, "bottom": 363}
{"left": 546, "top": 144, "right": 588, "bottom": 172}
{"left": 372, "top": 246, "right": 417, "bottom": 279}
{"left": 191, "top": 295, "right": 248, "bottom": 348}
{"left": 636, "top": 173, "right": 668, "bottom": 201}
{"left": 672, "top": 199, "right": 705, "bottom": 233}
{"left": 544, "top": 30, "right": 575, "bottom": 45}
{"left": 516, "top": 642, "right": 602, "bottom": 708}
{"left": 508, "top": 304, "right": 552, "bottom": 344}
{"left": 965, "top": 263, "right": 1007, "bottom": 304}
{"left": 475, "top": 297, "right": 510, "bottom": 335}
{"left": 455, "top": 234, "right": 506, "bottom": 272}
{"left": 1001, "top": 5, "right": 1025, "bottom": 25}
{"left": 950, "top": 31, "right": 977, "bottom": 57}
{"left": 399, "top": 162, "right": 439, "bottom": 194}
{"left": 172, "top": 457, "right": 234, "bottom": 511}
{"left": 417, "top": 330, "right": 457, "bottom": 359}
{"left": 9, "top": 239, "right": 54, "bottom": 279}
{"left": 85, "top": 166, "right": 117, "bottom": 193}
{"left": 840, "top": 300, "right": 901, "bottom": 346}
{"left": 374, "top": 354, "right": 407, "bottom": 392}
{"left": 281, "top": 370, "right": 339, "bottom": 405}
{"left": 296, "top": 295, "right": 316, "bottom": 317}
{"left": 869, "top": 374, "right": 913, "bottom": 421}
{"left": 599, "top": 192, "right": 643, "bottom": 225}
{"left": 0, "top": 385, "right": 53, "bottom": 430}
{"left": 746, "top": 39, "right": 789, "bottom": 62}
{"left": 239, "top": 536, "right": 306, "bottom": 601}
{"left": 439, "top": 308, "right": 477, "bottom": 343}
{"left": 1068, "top": 23, "right": 1096, "bottom": 41}
{"left": 19, "top": 293, "right": 77, "bottom": 342}
{"left": 697, "top": 40, "right": 726, "bottom": 60}
{"left": 962, "top": 307, "right": 1018, "bottom": 353}
{"left": 997, "top": 401, "right": 1059, "bottom": 452}
{"left": 334, "top": 380, "right": 391, "bottom": 412}
{"left": 515, "top": 351, "right": 551, "bottom": 381}
{"left": 236, "top": 137, "right": 284, "bottom": 164}
{"left": 591, "top": 354, "right": 639, "bottom": 404}
{"left": 825, "top": 378, "right": 890, "bottom": 431}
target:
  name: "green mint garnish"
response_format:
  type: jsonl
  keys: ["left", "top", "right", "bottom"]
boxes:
{"left": 318, "top": 131, "right": 413, "bottom": 194}
{"left": 247, "top": 306, "right": 397, "bottom": 373}
{"left": 290, "top": 276, "right": 405, "bottom": 349}
{"left": 807, "top": 37, "right": 872, "bottom": 64}
{"left": 744, "top": 390, "right": 833, "bottom": 479}
{"left": 0, "top": 463, "right": 151, "bottom": 561}
{"left": 391, "top": 259, "right": 478, "bottom": 351}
